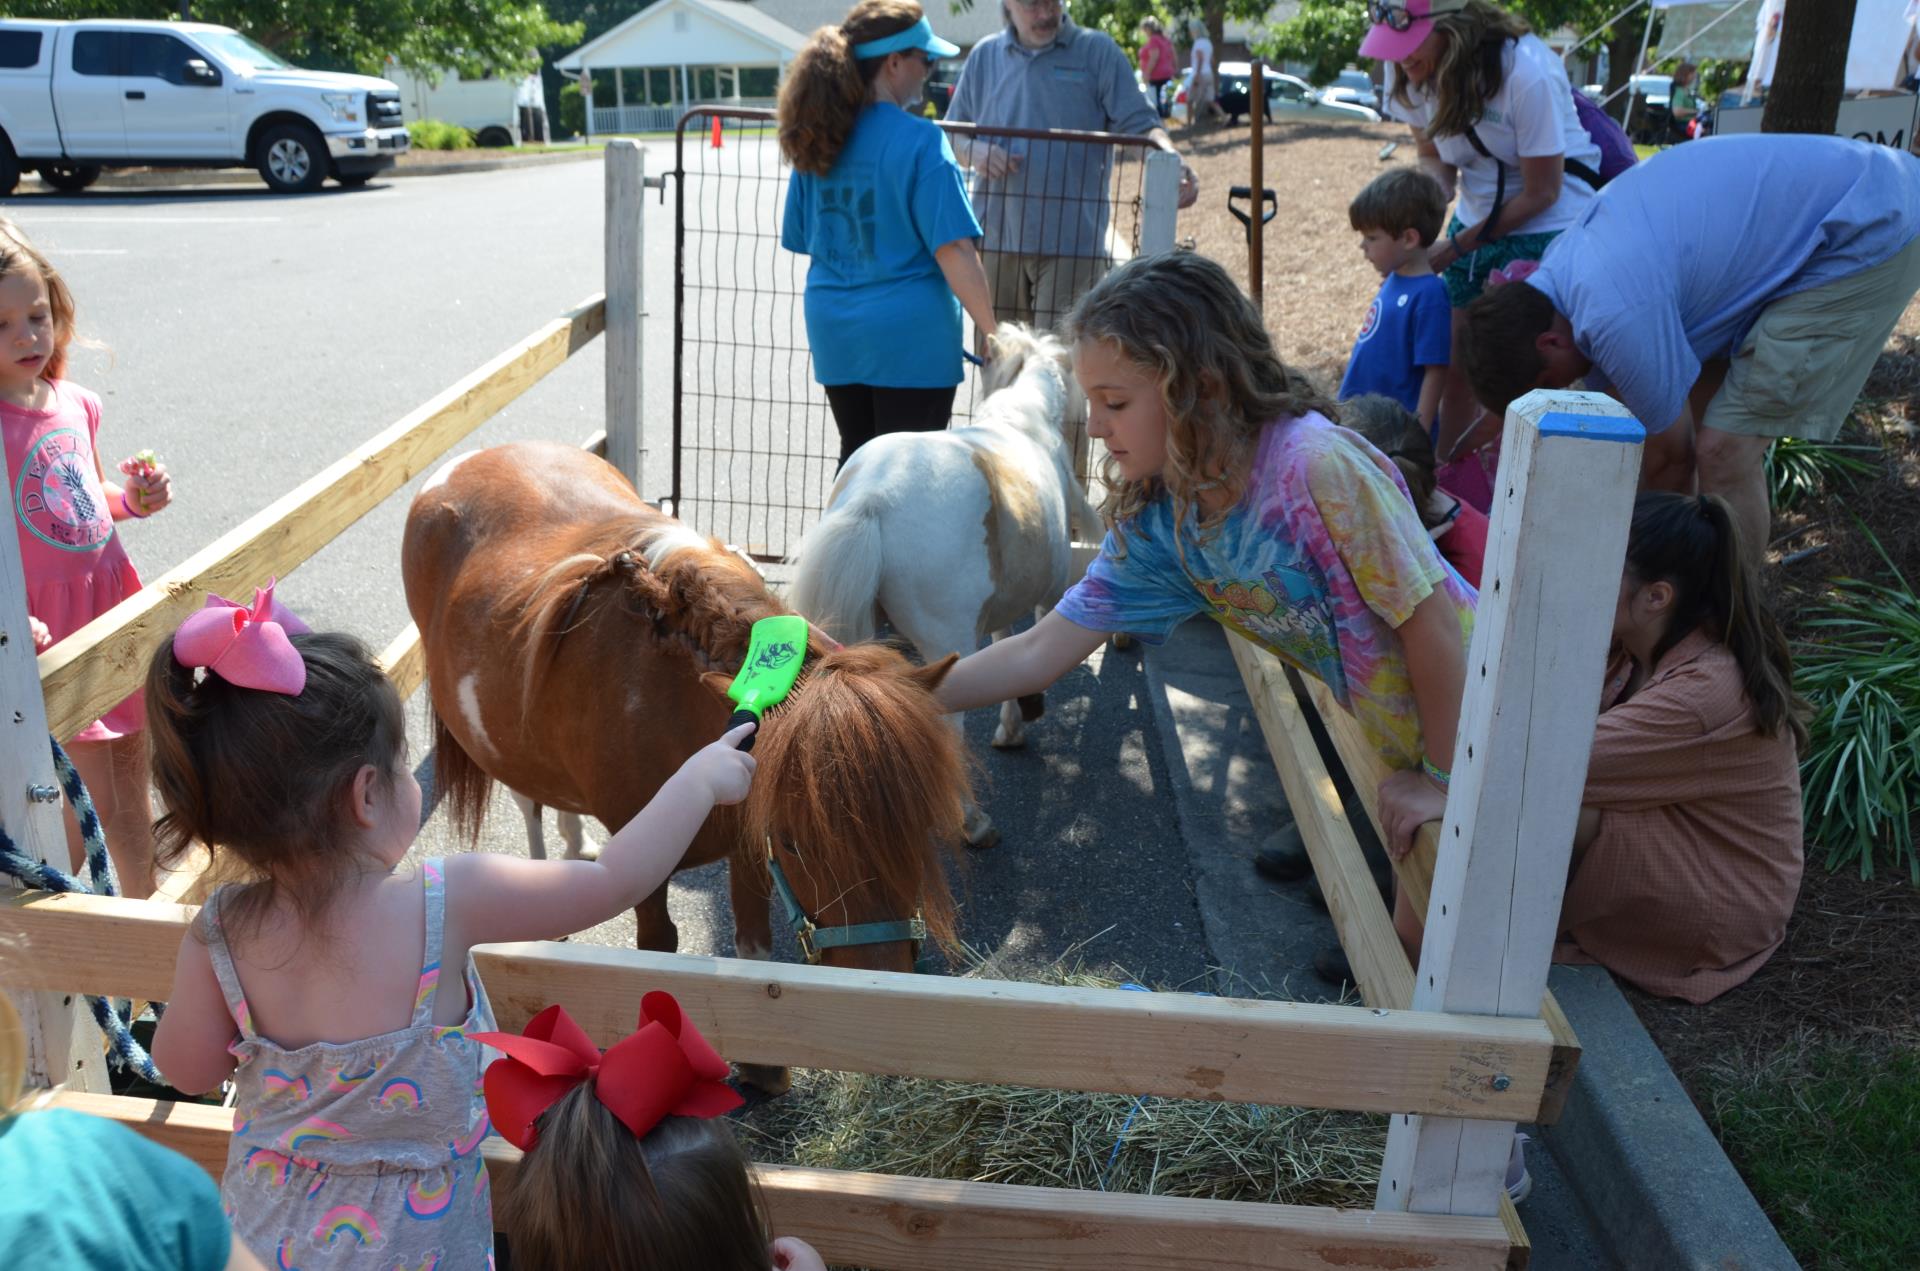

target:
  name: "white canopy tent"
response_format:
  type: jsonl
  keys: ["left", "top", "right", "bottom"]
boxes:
{"left": 555, "top": 0, "right": 808, "bottom": 135}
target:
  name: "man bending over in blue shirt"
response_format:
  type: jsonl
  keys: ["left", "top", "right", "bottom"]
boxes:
{"left": 1457, "top": 134, "right": 1920, "bottom": 562}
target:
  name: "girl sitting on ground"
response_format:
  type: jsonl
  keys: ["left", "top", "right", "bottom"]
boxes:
{"left": 148, "top": 590, "right": 756, "bottom": 1268}
{"left": 1341, "top": 393, "right": 1488, "bottom": 587}
{"left": 472, "top": 992, "right": 827, "bottom": 1271}
{"left": 1379, "top": 492, "right": 1806, "bottom": 1003}
{"left": 925, "top": 251, "right": 1476, "bottom": 944}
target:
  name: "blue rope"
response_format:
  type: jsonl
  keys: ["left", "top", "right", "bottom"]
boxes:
{"left": 0, "top": 736, "right": 166, "bottom": 1086}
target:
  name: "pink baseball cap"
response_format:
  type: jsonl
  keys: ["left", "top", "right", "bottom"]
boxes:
{"left": 1359, "top": 0, "right": 1471, "bottom": 63}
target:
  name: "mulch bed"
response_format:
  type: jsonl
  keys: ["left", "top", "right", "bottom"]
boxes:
{"left": 1175, "top": 115, "right": 1920, "bottom": 1152}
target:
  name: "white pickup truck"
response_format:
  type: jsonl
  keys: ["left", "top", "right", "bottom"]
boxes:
{"left": 0, "top": 18, "right": 410, "bottom": 194}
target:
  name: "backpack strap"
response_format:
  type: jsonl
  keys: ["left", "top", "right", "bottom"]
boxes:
{"left": 1463, "top": 123, "right": 1509, "bottom": 247}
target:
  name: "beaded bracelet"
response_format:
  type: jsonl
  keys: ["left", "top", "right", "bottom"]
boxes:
{"left": 1420, "top": 755, "right": 1450, "bottom": 788}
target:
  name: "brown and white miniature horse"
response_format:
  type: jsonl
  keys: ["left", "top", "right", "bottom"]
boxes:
{"left": 401, "top": 443, "right": 970, "bottom": 1085}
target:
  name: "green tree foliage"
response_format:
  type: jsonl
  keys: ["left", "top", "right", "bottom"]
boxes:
{"left": 6, "top": 1, "right": 582, "bottom": 77}
{"left": 1253, "top": 0, "right": 1368, "bottom": 85}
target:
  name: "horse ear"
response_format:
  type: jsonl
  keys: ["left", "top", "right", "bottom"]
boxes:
{"left": 910, "top": 652, "right": 959, "bottom": 693}
{"left": 984, "top": 326, "right": 1027, "bottom": 394}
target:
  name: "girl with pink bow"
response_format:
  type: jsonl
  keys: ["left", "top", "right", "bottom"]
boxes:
{"left": 0, "top": 219, "right": 172, "bottom": 897}
{"left": 148, "top": 589, "right": 760, "bottom": 1269}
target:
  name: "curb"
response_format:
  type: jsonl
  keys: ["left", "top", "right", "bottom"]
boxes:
{"left": 1543, "top": 964, "right": 1801, "bottom": 1269}
{"left": 70, "top": 148, "right": 599, "bottom": 191}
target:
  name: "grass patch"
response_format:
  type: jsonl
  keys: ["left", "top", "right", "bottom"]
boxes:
{"left": 1702, "top": 1040, "right": 1920, "bottom": 1267}
{"left": 735, "top": 953, "right": 1385, "bottom": 1209}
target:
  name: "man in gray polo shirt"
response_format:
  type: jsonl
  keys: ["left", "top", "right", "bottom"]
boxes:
{"left": 946, "top": 0, "right": 1200, "bottom": 330}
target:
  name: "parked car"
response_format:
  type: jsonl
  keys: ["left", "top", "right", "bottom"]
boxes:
{"left": 0, "top": 18, "right": 409, "bottom": 194}
{"left": 1318, "top": 67, "right": 1382, "bottom": 113}
{"left": 1210, "top": 64, "right": 1383, "bottom": 126}
{"left": 924, "top": 62, "right": 960, "bottom": 119}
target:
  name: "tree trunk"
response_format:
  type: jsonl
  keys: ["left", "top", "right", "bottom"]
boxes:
{"left": 1762, "top": 0, "right": 1858, "bottom": 134}
{"left": 1206, "top": 0, "right": 1226, "bottom": 51}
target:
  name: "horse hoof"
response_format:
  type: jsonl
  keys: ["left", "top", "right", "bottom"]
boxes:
{"left": 991, "top": 725, "right": 1026, "bottom": 750}
{"left": 737, "top": 1063, "right": 792, "bottom": 1101}
{"left": 965, "top": 825, "right": 1002, "bottom": 851}
{"left": 1016, "top": 692, "right": 1046, "bottom": 722}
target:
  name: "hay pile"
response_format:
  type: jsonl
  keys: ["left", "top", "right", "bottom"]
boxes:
{"left": 736, "top": 954, "right": 1386, "bottom": 1211}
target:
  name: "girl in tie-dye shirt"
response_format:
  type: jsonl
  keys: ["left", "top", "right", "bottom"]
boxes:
{"left": 934, "top": 253, "right": 1475, "bottom": 931}
{"left": 147, "top": 627, "right": 758, "bottom": 1268}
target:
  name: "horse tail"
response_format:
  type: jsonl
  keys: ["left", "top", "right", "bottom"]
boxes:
{"left": 743, "top": 644, "right": 970, "bottom": 946}
{"left": 430, "top": 705, "right": 494, "bottom": 846}
{"left": 788, "top": 495, "right": 885, "bottom": 644}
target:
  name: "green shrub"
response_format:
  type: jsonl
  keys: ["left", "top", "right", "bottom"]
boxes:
{"left": 1796, "top": 556, "right": 1920, "bottom": 883}
{"left": 406, "top": 119, "right": 475, "bottom": 151}
{"left": 1765, "top": 437, "right": 1880, "bottom": 512}
{"left": 558, "top": 82, "right": 584, "bottom": 138}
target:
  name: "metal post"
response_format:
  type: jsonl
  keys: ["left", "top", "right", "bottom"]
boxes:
{"left": 1250, "top": 60, "right": 1266, "bottom": 308}
{"left": 1, "top": 486, "right": 107, "bottom": 1095}
{"left": 1140, "top": 150, "right": 1182, "bottom": 256}
{"left": 583, "top": 68, "right": 596, "bottom": 141}
{"left": 1377, "top": 390, "right": 1643, "bottom": 1216}
{"left": 605, "top": 140, "right": 645, "bottom": 495}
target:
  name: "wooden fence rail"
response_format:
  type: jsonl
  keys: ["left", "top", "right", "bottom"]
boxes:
{"left": 35, "top": 296, "right": 606, "bottom": 743}
{"left": 53, "top": 1091, "right": 1514, "bottom": 1271}
{"left": 0, "top": 891, "right": 1560, "bottom": 1124}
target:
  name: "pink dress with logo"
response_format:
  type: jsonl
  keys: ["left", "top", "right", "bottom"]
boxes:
{"left": 3, "top": 380, "right": 144, "bottom": 739}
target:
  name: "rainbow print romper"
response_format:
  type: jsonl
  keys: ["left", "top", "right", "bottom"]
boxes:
{"left": 204, "top": 860, "right": 497, "bottom": 1269}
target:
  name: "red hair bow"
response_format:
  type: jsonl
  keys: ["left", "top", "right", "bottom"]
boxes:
{"left": 171, "top": 580, "right": 312, "bottom": 696}
{"left": 468, "top": 992, "right": 742, "bottom": 1151}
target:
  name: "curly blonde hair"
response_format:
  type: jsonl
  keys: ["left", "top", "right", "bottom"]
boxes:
{"left": 1389, "top": 0, "right": 1531, "bottom": 139}
{"left": 777, "top": 0, "right": 924, "bottom": 175}
{"left": 1066, "top": 253, "right": 1334, "bottom": 555}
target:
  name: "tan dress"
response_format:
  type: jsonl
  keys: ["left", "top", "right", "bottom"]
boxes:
{"left": 1555, "top": 630, "right": 1804, "bottom": 1003}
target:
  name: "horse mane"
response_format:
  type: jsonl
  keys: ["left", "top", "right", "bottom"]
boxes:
{"left": 743, "top": 643, "right": 968, "bottom": 946}
{"left": 499, "top": 516, "right": 969, "bottom": 946}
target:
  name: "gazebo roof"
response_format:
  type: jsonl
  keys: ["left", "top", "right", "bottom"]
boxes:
{"left": 556, "top": 0, "right": 809, "bottom": 70}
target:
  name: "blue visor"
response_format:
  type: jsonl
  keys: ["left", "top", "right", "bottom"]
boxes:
{"left": 854, "top": 17, "right": 961, "bottom": 60}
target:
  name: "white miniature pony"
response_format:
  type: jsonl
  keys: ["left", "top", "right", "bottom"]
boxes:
{"left": 789, "top": 323, "right": 1099, "bottom": 849}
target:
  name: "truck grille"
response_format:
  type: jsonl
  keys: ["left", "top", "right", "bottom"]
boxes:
{"left": 367, "top": 91, "right": 403, "bottom": 129}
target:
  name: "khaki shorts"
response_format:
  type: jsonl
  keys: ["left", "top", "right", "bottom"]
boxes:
{"left": 982, "top": 252, "right": 1111, "bottom": 333}
{"left": 1705, "top": 232, "right": 1920, "bottom": 441}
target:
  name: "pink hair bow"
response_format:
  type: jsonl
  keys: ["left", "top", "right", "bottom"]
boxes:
{"left": 1486, "top": 259, "right": 1541, "bottom": 289}
{"left": 172, "top": 580, "right": 312, "bottom": 695}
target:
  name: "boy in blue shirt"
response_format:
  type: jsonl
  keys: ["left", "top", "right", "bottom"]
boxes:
{"left": 1338, "top": 168, "right": 1452, "bottom": 430}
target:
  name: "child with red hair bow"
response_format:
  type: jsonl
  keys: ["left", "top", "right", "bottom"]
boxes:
{"left": 472, "top": 992, "right": 827, "bottom": 1271}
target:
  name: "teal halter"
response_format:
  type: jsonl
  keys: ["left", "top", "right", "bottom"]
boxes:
{"left": 763, "top": 839, "right": 927, "bottom": 964}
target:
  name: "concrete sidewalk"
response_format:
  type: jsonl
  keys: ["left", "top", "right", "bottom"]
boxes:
{"left": 1134, "top": 618, "right": 1797, "bottom": 1270}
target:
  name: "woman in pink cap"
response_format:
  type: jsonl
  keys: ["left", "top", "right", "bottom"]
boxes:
{"left": 1363, "top": 0, "right": 1601, "bottom": 463}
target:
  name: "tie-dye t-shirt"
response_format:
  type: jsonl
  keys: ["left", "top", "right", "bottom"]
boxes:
{"left": 1057, "top": 411, "right": 1477, "bottom": 768}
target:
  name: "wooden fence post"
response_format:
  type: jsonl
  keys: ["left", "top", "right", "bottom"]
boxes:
{"left": 1, "top": 507, "right": 106, "bottom": 1094}
{"left": 1378, "top": 390, "right": 1643, "bottom": 1217}
{"left": 1140, "top": 149, "right": 1182, "bottom": 257}
{"left": 605, "top": 139, "right": 645, "bottom": 495}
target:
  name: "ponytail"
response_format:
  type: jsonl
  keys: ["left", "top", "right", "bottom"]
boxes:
{"left": 1625, "top": 492, "right": 1809, "bottom": 751}
{"left": 777, "top": 0, "right": 924, "bottom": 175}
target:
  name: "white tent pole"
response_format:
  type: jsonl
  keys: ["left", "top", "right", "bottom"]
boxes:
{"left": 1600, "top": 0, "right": 1754, "bottom": 112}
{"left": 1617, "top": 4, "right": 1657, "bottom": 123}
{"left": 1561, "top": 0, "right": 1647, "bottom": 64}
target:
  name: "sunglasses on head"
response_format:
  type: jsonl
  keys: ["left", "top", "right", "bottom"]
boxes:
{"left": 1368, "top": 0, "right": 1417, "bottom": 31}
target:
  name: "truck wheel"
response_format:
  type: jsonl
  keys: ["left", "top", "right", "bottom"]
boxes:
{"left": 258, "top": 123, "right": 329, "bottom": 194}
{"left": 38, "top": 163, "right": 101, "bottom": 193}
{"left": 475, "top": 126, "right": 514, "bottom": 148}
{"left": 335, "top": 173, "right": 374, "bottom": 188}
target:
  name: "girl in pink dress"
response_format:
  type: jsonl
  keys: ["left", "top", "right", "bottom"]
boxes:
{"left": 0, "top": 222, "right": 172, "bottom": 898}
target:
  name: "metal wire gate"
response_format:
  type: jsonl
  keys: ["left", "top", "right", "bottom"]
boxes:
{"left": 669, "top": 106, "right": 1175, "bottom": 561}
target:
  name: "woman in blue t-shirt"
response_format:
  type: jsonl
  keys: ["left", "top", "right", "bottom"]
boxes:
{"left": 778, "top": 1, "right": 998, "bottom": 468}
